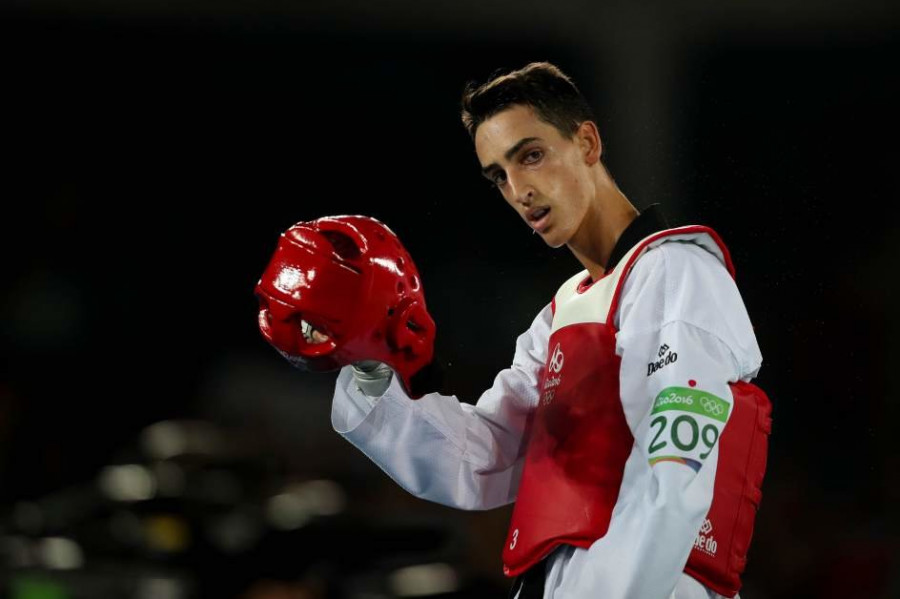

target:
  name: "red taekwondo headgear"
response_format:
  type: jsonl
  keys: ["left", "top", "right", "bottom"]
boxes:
{"left": 255, "top": 215, "right": 437, "bottom": 398}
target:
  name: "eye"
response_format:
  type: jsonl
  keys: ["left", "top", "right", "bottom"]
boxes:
{"left": 522, "top": 148, "right": 543, "bottom": 164}
{"left": 490, "top": 170, "right": 508, "bottom": 187}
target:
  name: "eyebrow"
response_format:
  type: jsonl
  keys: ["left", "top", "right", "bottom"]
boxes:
{"left": 480, "top": 136, "right": 541, "bottom": 178}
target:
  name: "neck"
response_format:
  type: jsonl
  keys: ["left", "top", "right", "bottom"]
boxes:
{"left": 566, "top": 172, "right": 638, "bottom": 282}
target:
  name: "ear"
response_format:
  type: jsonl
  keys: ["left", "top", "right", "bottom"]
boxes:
{"left": 576, "top": 120, "right": 602, "bottom": 166}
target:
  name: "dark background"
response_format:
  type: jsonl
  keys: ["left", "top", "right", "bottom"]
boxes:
{"left": 2, "top": 1, "right": 898, "bottom": 598}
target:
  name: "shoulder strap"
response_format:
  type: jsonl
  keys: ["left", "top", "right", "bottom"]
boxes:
{"left": 605, "top": 225, "right": 735, "bottom": 326}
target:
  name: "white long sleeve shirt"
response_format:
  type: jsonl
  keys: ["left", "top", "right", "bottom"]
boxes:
{"left": 331, "top": 240, "right": 762, "bottom": 599}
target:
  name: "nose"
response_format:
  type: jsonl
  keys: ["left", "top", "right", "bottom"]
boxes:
{"left": 506, "top": 171, "right": 534, "bottom": 206}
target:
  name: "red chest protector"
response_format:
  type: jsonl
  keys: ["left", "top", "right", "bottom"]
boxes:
{"left": 501, "top": 226, "right": 771, "bottom": 598}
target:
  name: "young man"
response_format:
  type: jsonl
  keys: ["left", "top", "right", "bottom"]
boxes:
{"left": 259, "top": 62, "right": 770, "bottom": 598}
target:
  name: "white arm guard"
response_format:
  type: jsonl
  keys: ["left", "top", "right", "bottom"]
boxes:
{"left": 350, "top": 360, "right": 394, "bottom": 400}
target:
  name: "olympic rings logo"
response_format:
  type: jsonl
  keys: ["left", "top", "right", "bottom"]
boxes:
{"left": 549, "top": 343, "right": 565, "bottom": 374}
{"left": 700, "top": 396, "right": 724, "bottom": 416}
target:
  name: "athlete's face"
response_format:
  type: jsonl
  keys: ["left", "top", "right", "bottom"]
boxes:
{"left": 474, "top": 104, "right": 596, "bottom": 248}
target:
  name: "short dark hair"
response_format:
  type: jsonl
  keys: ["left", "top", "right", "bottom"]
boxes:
{"left": 460, "top": 62, "right": 596, "bottom": 140}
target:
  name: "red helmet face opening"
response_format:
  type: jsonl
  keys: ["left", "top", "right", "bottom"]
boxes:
{"left": 255, "top": 215, "right": 435, "bottom": 395}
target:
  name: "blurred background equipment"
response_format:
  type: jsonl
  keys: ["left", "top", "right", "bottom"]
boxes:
{"left": 0, "top": 419, "right": 486, "bottom": 598}
{"left": 2, "top": 0, "right": 899, "bottom": 597}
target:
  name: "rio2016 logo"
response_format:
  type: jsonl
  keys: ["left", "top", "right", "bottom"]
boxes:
{"left": 549, "top": 343, "right": 564, "bottom": 374}
{"left": 541, "top": 343, "right": 565, "bottom": 406}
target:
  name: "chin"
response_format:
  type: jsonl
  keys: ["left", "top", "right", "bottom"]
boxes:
{"left": 544, "top": 233, "right": 566, "bottom": 249}
{"left": 546, "top": 239, "right": 567, "bottom": 250}
{"left": 542, "top": 228, "right": 568, "bottom": 249}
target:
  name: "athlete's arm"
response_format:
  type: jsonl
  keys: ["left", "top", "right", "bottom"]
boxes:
{"left": 331, "top": 302, "right": 552, "bottom": 511}
{"left": 555, "top": 242, "right": 762, "bottom": 598}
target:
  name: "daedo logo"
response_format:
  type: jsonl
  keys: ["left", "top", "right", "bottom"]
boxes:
{"left": 648, "top": 344, "right": 678, "bottom": 376}
{"left": 693, "top": 518, "right": 718, "bottom": 557}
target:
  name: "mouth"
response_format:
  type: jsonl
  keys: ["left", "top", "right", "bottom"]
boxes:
{"left": 528, "top": 207, "right": 551, "bottom": 233}
{"left": 300, "top": 319, "right": 331, "bottom": 344}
